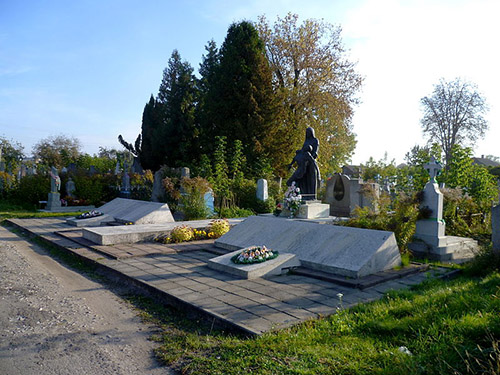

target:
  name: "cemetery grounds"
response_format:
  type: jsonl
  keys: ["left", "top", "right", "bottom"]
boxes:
{"left": 1, "top": 203, "right": 499, "bottom": 375}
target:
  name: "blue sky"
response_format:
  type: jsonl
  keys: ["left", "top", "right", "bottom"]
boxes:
{"left": 1, "top": 0, "right": 499, "bottom": 165}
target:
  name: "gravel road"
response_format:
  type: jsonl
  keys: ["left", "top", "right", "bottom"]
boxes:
{"left": 0, "top": 225, "right": 171, "bottom": 375}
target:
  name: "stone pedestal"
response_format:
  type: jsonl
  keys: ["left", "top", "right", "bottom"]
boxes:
{"left": 492, "top": 204, "right": 500, "bottom": 254}
{"left": 281, "top": 200, "right": 330, "bottom": 219}
{"left": 46, "top": 192, "right": 61, "bottom": 210}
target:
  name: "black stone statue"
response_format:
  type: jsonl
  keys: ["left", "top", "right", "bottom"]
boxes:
{"left": 287, "top": 127, "right": 321, "bottom": 200}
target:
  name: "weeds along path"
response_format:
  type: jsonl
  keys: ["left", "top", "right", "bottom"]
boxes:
{"left": 0, "top": 224, "right": 170, "bottom": 375}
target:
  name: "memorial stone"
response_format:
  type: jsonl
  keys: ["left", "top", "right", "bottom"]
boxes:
{"left": 181, "top": 167, "right": 190, "bottom": 178}
{"left": 114, "top": 161, "right": 121, "bottom": 175}
{"left": 325, "top": 173, "right": 379, "bottom": 217}
{"left": 204, "top": 189, "right": 215, "bottom": 215}
{"left": 492, "top": 204, "right": 500, "bottom": 254}
{"left": 131, "top": 157, "right": 144, "bottom": 174}
{"left": 66, "top": 177, "right": 76, "bottom": 198}
{"left": 409, "top": 157, "right": 479, "bottom": 262}
{"left": 256, "top": 179, "right": 268, "bottom": 201}
{"left": 215, "top": 216, "right": 401, "bottom": 278}
{"left": 151, "top": 170, "right": 166, "bottom": 202}
{"left": 46, "top": 167, "right": 62, "bottom": 210}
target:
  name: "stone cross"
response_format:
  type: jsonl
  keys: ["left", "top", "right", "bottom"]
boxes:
{"left": 424, "top": 156, "right": 442, "bottom": 182}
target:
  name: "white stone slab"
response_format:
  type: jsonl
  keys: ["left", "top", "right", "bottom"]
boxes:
{"left": 208, "top": 249, "right": 300, "bottom": 279}
{"left": 97, "top": 198, "right": 174, "bottom": 224}
{"left": 82, "top": 218, "right": 244, "bottom": 245}
{"left": 66, "top": 214, "right": 114, "bottom": 227}
{"left": 215, "top": 216, "right": 401, "bottom": 278}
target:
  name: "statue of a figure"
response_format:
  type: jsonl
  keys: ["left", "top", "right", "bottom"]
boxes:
{"left": 49, "top": 166, "right": 61, "bottom": 192}
{"left": 287, "top": 127, "right": 321, "bottom": 200}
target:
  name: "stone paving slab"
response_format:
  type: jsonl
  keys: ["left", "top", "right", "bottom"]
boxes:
{"left": 5, "top": 217, "right": 455, "bottom": 336}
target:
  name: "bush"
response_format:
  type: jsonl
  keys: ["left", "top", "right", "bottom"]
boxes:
{"left": 0, "top": 171, "right": 16, "bottom": 200}
{"left": 207, "top": 219, "right": 230, "bottom": 238}
{"left": 13, "top": 175, "right": 49, "bottom": 208}
{"left": 218, "top": 206, "right": 254, "bottom": 218}
{"left": 73, "top": 174, "right": 119, "bottom": 206}
{"left": 170, "top": 225, "right": 194, "bottom": 243}
{"left": 180, "top": 177, "right": 211, "bottom": 220}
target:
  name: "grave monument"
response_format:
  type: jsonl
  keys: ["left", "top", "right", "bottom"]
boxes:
{"left": 325, "top": 173, "right": 379, "bottom": 217}
{"left": 283, "top": 127, "right": 329, "bottom": 219}
{"left": 214, "top": 215, "right": 402, "bottom": 278}
{"left": 46, "top": 166, "right": 62, "bottom": 210}
{"left": 66, "top": 177, "right": 76, "bottom": 198}
{"left": 408, "top": 157, "right": 479, "bottom": 262}
{"left": 256, "top": 178, "right": 268, "bottom": 201}
{"left": 492, "top": 201, "right": 500, "bottom": 254}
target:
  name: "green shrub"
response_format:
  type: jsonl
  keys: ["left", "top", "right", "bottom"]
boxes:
{"left": 0, "top": 171, "right": 16, "bottom": 200}
{"left": 73, "top": 174, "right": 119, "bottom": 206}
{"left": 218, "top": 206, "right": 254, "bottom": 218}
{"left": 180, "top": 177, "right": 211, "bottom": 220}
{"left": 13, "top": 175, "right": 49, "bottom": 208}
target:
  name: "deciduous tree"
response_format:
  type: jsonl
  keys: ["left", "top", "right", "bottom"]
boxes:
{"left": 420, "top": 78, "right": 489, "bottom": 167}
{"left": 257, "top": 13, "right": 363, "bottom": 174}
{"left": 32, "top": 135, "right": 81, "bottom": 169}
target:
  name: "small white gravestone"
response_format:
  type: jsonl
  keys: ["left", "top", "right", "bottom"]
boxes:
{"left": 256, "top": 178, "right": 268, "bottom": 201}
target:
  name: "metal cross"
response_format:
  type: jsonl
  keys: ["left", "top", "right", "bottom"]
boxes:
{"left": 424, "top": 156, "right": 442, "bottom": 181}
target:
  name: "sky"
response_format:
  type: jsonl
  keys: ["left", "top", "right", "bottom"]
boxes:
{"left": 1, "top": 0, "right": 499, "bottom": 166}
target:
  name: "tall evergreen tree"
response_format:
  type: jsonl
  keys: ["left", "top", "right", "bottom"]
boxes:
{"left": 139, "top": 95, "right": 163, "bottom": 171}
{"left": 155, "top": 50, "right": 198, "bottom": 167}
{"left": 205, "top": 21, "right": 280, "bottom": 176}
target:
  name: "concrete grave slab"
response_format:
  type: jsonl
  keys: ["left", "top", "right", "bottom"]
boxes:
{"left": 215, "top": 216, "right": 401, "bottom": 278}
{"left": 66, "top": 214, "right": 114, "bottom": 227}
{"left": 82, "top": 218, "right": 244, "bottom": 245}
{"left": 66, "top": 197, "right": 174, "bottom": 227}
{"left": 208, "top": 249, "right": 300, "bottom": 279}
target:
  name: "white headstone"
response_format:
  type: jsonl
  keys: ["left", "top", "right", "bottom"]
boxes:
{"left": 256, "top": 179, "right": 268, "bottom": 201}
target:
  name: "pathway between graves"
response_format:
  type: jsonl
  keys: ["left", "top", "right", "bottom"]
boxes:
{"left": 0, "top": 224, "right": 168, "bottom": 375}
{"left": 6, "top": 217, "right": 454, "bottom": 336}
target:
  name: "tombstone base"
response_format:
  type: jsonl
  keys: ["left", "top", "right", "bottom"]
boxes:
{"left": 409, "top": 235, "right": 479, "bottom": 263}
{"left": 280, "top": 201, "right": 330, "bottom": 219}
{"left": 46, "top": 192, "right": 61, "bottom": 210}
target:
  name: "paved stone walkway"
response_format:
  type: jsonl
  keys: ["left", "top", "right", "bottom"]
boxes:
{"left": 6, "top": 217, "right": 452, "bottom": 335}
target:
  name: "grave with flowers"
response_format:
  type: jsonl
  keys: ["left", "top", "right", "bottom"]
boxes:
{"left": 279, "top": 181, "right": 329, "bottom": 219}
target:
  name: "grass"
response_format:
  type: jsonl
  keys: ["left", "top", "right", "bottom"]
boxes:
{"left": 0, "top": 200, "right": 82, "bottom": 221}
{"left": 129, "top": 272, "right": 500, "bottom": 375}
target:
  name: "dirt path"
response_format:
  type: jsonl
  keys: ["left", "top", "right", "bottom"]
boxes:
{"left": 0, "top": 225, "right": 171, "bottom": 375}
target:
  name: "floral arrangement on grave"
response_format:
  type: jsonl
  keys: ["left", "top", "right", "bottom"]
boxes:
{"left": 231, "top": 245, "right": 278, "bottom": 265}
{"left": 284, "top": 181, "right": 302, "bottom": 217}
{"left": 76, "top": 210, "right": 103, "bottom": 219}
